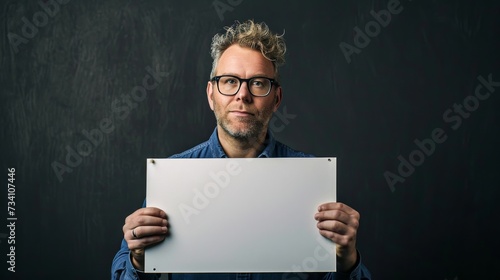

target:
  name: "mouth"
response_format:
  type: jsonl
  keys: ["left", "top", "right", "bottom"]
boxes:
{"left": 229, "top": 110, "right": 254, "bottom": 117}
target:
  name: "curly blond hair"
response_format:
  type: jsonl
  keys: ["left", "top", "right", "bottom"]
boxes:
{"left": 210, "top": 20, "right": 286, "bottom": 81}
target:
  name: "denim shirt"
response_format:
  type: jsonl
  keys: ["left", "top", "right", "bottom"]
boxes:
{"left": 111, "top": 128, "right": 372, "bottom": 280}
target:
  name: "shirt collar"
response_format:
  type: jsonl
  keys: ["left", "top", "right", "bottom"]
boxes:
{"left": 208, "top": 127, "right": 276, "bottom": 158}
{"left": 208, "top": 128, "right": 227, "bottom": 158}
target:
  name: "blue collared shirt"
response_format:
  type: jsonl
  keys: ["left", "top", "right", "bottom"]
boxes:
{"left": 111, "top": 128, "right": 371, "bottom": 280}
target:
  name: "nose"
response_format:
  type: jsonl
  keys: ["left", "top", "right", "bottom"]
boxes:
{"left": 236, "top": 81, "right": 252, "bottom": 103}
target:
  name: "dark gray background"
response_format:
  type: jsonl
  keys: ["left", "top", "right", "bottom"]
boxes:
{"left": 1, "top": 0, "right": 499, "bottom": 279}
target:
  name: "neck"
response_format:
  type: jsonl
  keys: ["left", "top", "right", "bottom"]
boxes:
{"left": 217, "top": 126, "right": 268, "bottom": 158}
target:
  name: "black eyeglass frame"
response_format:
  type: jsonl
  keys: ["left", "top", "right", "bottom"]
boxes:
{"left": 210, "top": 75, "right": 279, "bottom": 97}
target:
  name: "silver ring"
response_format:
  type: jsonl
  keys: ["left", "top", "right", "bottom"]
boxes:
{"left": 132, "top": 228, "right": 138, "bottom": 239}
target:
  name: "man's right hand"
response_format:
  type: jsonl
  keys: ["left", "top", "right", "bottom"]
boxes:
{"left": 123, "top": 207, "right": 169, "bottom": 270}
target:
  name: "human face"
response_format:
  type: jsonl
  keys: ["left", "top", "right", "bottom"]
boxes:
{"left": 207, "top": 44, "right": 282, "bottom": 140}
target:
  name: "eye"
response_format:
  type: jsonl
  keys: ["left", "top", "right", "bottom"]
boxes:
{"left": 251, "top": 79, "right": 265, "bottom": 87}
{"left": 223, "top": 77, "right": 238, "bottom": 85}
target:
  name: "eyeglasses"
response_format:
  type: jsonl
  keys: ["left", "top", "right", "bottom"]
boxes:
{"left": 210, "top": 75, "right": 279, "bottom": 97}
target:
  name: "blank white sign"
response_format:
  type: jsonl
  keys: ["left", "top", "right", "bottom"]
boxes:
{"left": 145, "top": 157, "right": 336, "bottom": 273}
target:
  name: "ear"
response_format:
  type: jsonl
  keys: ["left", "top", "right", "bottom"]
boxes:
{"left": 207, "top": 81, "right": 215, "bottom": 111}
{"left": 273, "top": 86, "right": 283, "bottom": 112}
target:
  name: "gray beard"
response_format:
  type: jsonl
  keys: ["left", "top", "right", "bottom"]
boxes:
{"left": 217, "top": 115, "right": 265, "bottom": 142}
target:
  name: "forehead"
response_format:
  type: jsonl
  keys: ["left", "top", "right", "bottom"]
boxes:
{"left": 216, "top": 44, "right": 275, "bottom": 77}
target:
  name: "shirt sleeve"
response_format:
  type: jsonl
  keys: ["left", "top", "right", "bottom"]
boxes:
{"left": 323, "top": 251, "right": 372, "bottom": 280}
{"left": 111, "top": 234, "right": 161, "bottom": 280}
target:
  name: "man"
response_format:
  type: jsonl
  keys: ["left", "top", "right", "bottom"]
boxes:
{"left": 111, "top": 20, "right": 371, "bottom": 280}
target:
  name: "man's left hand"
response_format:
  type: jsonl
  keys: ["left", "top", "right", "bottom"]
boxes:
{"left": 314, "top": 202, "right": 360, "bottom": 272}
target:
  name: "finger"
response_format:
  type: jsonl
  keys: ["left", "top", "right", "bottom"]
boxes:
{"left": 317, "top": 220, "right": 353, "bottom": 236}
{"left": 134, "top": 216, "right": 168, "bottom": 228}
{"left": 124, "top": 215, "right": 168, "bottom": 232}
{"left": 127, "top": 234, "right": 168, "bottom": 251}
{"left": 127, "top": 225, "right": 168, "bottom": 240}
{"left": 318, "top": 229, "right": 356, "bottom": 247}
{"left": 125, "top": 207, "right": 168, "bottom": 224}
{"left": 318, "top": 203, "right": 360, "bottom": 223}
{"left": 139, "top": 207, "right": 168, "bottom": 218}
{"left": 314, "top": 209, "right": 353, "bottom": 224}
{"left": 318, "top": 202, "right": 356, "bottom": 214}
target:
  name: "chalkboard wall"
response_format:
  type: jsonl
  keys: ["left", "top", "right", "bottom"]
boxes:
{"left": 2, "top": 0, "right": 499, "bottom": 279}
